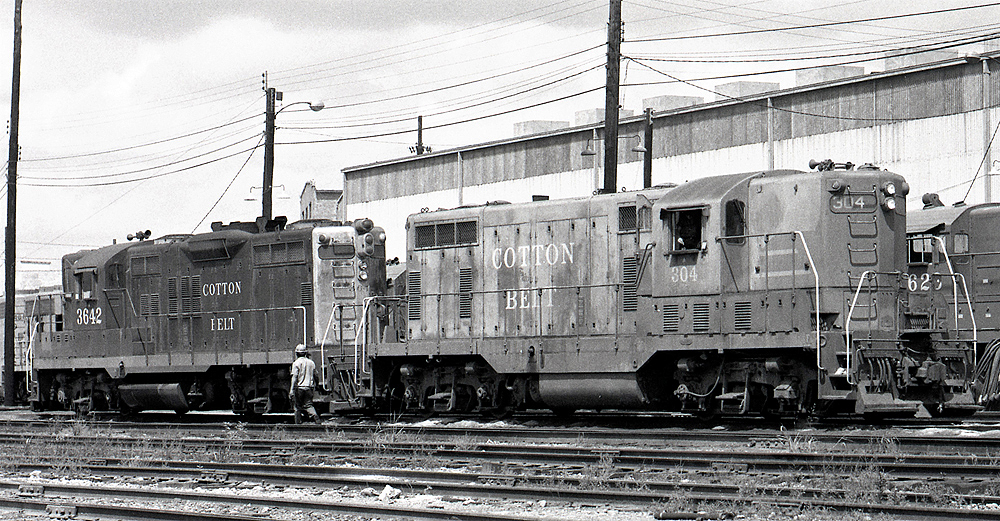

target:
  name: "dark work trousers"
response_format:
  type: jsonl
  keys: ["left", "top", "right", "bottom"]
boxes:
{"left": 293, "top": 387, "right": 320, "bottom": 424}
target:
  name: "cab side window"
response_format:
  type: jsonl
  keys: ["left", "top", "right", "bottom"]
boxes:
{"left": 724, "top": 199, "right": 746, "bottom": 245}
{"left": 670, "top": 210, "right": 702, "bottom": 252}
{"left": 75, "top": 272, "right": 95, "bottom": 300}
{"left": 908, "top": 237, "right": 934, "bottom": 265}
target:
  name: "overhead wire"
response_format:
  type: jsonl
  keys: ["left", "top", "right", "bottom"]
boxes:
{"left": 20, "top": 133, "right": 265, "bottom": 183}
{"left": 190, "top": 134, "right": 266, "bottom": 233}
{"left": 629, "top": 2, "right": 1000, "bottom": 43}
{"left": 622, "top": 27, "right": 1000, "bottom": 92}
{"left": 627, "top": 23, "right": 1000, "bottom": 62}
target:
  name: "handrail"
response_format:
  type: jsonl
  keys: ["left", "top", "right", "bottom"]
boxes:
{"left": 926, "top": 235, "right": 978, "bottom": 345}
{"left": 792, "top": 231, "right": 822, "bottom": 379}
{"left": 845, "top": 270, "right": 877, "bottom": 386}
{"left": 25, "top": 298, "right": 37, "bottom": 395}
{"left": 634, "top": 242, "right": 656, "bottom": 292}
{"left": 353, "top": 297, "right": 378, "bottom": 386}
{"left": 318, "top": 303, "right": 341, "bottom": 392}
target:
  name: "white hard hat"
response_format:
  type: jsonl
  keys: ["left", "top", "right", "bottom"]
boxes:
{"left": 294, "top": 344, "right": 308, "bottom": 354}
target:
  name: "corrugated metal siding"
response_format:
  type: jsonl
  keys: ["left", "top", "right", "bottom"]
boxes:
{"left": 345, "top": 59, "right": 999, "bottom": 207}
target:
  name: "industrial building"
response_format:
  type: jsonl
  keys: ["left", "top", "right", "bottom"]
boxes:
{"left": 342, "top": 54, "right": 1000, "bottom": 259}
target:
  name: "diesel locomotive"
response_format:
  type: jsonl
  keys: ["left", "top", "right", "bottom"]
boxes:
{"left": 369, "top": 162, "right": 977, "bottom": 418}
{"left": 28, "top": 216, "right": 387, "bottom": 415}
{"left": 906, "top": 195, "right": 1000, "bottom": 409}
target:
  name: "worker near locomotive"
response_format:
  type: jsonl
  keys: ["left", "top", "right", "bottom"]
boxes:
{"left": 290, "top": 344, "right": 321, "bottom": 424}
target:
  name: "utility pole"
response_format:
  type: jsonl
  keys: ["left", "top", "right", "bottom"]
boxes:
{"left": 410, "top": 116, "right": 430, "bottom": 155}
{"left": 262, "top": 86, "right": 277, "bottom": 221}
{"left": 643, "top": 107, "right": 653, "bottom": 188}
{"left": 4, "top": 0, "right": 21, "bottom": 406}
{"left": 603, "top": 0, "right": 622, "bottom": 194}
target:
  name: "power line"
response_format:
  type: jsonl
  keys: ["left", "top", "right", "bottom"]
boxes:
{"left": 20, "top": 133, "right": 263, "bottom": 183}
{"left": 23, "top": 112, "right": 262, "bottom": 162}
{"left": 627, "top": 23, "right": 1000, "bottom": 62}
{"left": 622, "top": 28, "right": 1000, "bottom": 94}
{"left": 191, "top": 134, "right": 265, "bottom": 233}
{"left": 283, "top": 62, "right": 603, "bottom": 131}
{"left": 629, "top": 2, "right": 1000, "bottom": 42}
{"left": 21, "top": 144, "right": 263, "bottom": 187}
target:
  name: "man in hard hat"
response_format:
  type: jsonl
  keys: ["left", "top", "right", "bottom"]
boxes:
{"left": 289, "top": 344, "right": 321, "bottom": 424}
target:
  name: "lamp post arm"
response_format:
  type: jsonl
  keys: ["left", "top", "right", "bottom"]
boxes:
{"left": 262, "top": 91, "right": 324, "bottom": 221}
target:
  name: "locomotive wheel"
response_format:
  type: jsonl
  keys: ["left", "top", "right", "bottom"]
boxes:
{"left": 482, "top": 386, "right": 515, "bottom": 420}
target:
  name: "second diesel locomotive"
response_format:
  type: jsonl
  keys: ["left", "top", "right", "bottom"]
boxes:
{"left": 369, "top": 163, "right": 977, "bottom": 417}
{"left": 29, "top": 216, "right": 387, "bottom": 415}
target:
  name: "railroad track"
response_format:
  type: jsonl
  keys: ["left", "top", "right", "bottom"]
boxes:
{"left": 7, "top": 414, "right": 1000, "bottom": 454}
{"left": 3, "top": 412, "right": 1000, "bottom": 519}
{"left": 1, "top": 458, "right": 999, "bottom": 521}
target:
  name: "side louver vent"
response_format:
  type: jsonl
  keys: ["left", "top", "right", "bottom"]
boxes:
{"left": 407, "top": 271, "right": 422, "bottom": 321}
{"left": 662, "top": 304, "right": 680, "bottom": 333}
{"left": 692, "top": 302, "right": 710, "bottom": 331}
{"left": 734, "top": 301, "right": 752, "bottom": 330}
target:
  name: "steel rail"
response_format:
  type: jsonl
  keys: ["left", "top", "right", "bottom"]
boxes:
{"left": 0, "top": 480, "right": 575, "bottom": 521}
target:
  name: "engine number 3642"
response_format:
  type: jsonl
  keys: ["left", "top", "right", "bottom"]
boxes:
{"left": 76, "top": 307, "right": 103, "bottom": 325}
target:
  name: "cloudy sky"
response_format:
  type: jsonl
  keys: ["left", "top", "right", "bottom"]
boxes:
{"left": 0, "top": 0, "right": 997, "bottom": 288}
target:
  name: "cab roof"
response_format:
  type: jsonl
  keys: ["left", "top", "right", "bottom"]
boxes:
{"left": 655, "top": 170, "right": 803, "bottom": 209}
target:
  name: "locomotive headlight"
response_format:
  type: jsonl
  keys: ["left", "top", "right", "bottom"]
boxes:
{"left": 884, "top": 197, "right": 897, "bottom": 211}
{"left": 360, "top": 261, "right": 369, "bottom": 271}
{"left": 882, "top": 181, "right": 897, "bottom": 196}
{"left": 364, "top": 233, "right": 374, "bottom": 245}
{"left": 358, "top": 271, "right": 369, "bottom": 281}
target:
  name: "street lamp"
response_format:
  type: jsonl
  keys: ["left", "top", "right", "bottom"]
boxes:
{"left": 262, "top": 87, "right": 324, "bottom": 221}
{"left": 581, "top": 134, "right": 647, "bottom": 193}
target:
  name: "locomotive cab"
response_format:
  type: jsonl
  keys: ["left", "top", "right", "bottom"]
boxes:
{"left": 638, "top": 165, "right": 972, "bottom": 417}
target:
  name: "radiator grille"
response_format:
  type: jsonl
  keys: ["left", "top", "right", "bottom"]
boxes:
{"left": 167, "top": 278, "right": 178, "bottom": 318}
{"left": 692, "top": 302, "right": 710, "bottom": 331}
{"left": 459, "top": 267, "right": 473, "bottom": 319}
{"left": 300, "top": 282, "right": 313, "bottom": 306}
{"left": 622, "top": 256, "right": 638, "bottom": 312}
{"left": 407, "top": 271, "right": 422, "bottom": 321}
{"left": 662, "top": 304, "right": 680, "bottom": 333}
{"left": 734, "top": 301, "right": 752, "bottom": 330}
